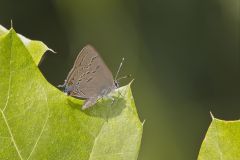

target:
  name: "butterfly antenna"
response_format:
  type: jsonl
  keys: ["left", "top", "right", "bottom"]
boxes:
{"left": 114, "top": 57, "right": 124, "bottom": 81}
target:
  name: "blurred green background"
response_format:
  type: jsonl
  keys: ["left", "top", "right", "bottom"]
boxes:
{"left": 1, "top": 0, "right": 239, "bottom": 159}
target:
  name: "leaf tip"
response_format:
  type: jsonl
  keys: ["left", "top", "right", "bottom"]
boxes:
{"left": 48, "top": 47, "right": 56, "bottom": 53}
{"left": 142, "top": 119, "right": 146, "bottom": 126}
{"left": 128, "top": 79, "right": 135, "bottom": 86}
{"left": 10, "top": 19, "right": 13, "bottom": 29}
{"left": 210, "top": 111, "right": 215, "bottom": 120}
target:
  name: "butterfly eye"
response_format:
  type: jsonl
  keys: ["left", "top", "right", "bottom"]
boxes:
{"left": 114, "top": 80, "right": 119, "bottom": 88}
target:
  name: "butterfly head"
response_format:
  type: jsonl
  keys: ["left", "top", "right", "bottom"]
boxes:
{"left": 64, "top": 84, "right": 74, "bottom": 95}
{"left": 114, "top": 80, "right": 119, "bottom": 88}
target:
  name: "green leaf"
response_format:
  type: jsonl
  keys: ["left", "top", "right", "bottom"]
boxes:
{"left": 198, "top": 116, "right": 240, "bottom": 160}
{"left": 0, "top": 28, "right": 143, "bottom": 160}
{"left": 0, "top": 25, "right": 54, "bottom": 65}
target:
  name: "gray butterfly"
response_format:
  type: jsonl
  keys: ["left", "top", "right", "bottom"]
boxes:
{"left": 59, "top": 45, "right": 122, "bottom": 110}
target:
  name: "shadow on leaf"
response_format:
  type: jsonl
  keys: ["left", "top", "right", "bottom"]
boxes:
{"left": 67, "top": 94, "right": 126, "bottom": 121}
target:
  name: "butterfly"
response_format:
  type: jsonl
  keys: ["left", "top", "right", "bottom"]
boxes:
{"left": 59, "top": 45, "right": 124, "bottom": 110}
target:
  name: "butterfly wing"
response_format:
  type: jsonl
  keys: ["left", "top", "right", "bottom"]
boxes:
{"left": 65, "top": 45, "right": 116, "bottom": 99}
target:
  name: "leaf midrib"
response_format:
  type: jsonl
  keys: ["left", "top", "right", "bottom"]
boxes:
{"left": 0, "top": 31, "right": 23, "bottom": 160}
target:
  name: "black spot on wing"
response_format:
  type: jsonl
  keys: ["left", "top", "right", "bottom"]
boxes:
{"left": 92, "top": 65, "right": 100, "bottom": 73}
{"left": 86, "top": 77, "right": 93, "bottom": 82}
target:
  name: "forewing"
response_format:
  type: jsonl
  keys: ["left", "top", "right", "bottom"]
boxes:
{"left": 66, "top": 45, "right": 115, "bottom": 99}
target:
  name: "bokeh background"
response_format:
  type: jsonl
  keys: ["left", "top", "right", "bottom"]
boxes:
{"left": 1, "top": 0, "right": 239, "bottom": 159}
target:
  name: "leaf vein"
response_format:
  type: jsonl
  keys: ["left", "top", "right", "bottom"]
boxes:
{"left": 89, "top": 122, "right": 106, "bottom": 160}
{"left": 0, "top": 110, "right": 23, "bottom": 160}
{"left": 26, "top": 86, "right": 49, "bottom": 160}
{"left": 0, "top": 31, "right": 23, "bottom": 160}
{"left": 3, "top": 31, "right": 13, "bottom": 112}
